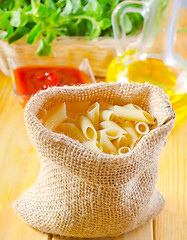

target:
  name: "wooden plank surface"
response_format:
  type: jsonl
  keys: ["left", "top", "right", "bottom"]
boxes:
{"left": 0, "top": 7, "right": 187, "bottom": 240}
{"left": 154, "top": 123, "right": 187, "bottom": 240}
{"left": 0, "top": 72, "right": 43, "bottom": 240}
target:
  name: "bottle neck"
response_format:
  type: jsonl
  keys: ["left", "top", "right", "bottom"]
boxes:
{"left": 149, "top": 0, "right": 181, "bottom": 64}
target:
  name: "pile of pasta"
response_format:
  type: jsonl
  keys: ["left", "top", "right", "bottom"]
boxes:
{"left": 43, "top": 101, "right": 155, "bottom": 155}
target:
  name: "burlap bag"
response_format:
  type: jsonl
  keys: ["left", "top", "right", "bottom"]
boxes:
{"left": 13, "top": 82, "right": 175, "bottom": 238}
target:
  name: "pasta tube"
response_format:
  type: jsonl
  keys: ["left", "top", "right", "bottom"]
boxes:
{"left": 112, "top": 135, "right": 128, "bottom": 149}
{"left": 99, "top": 130, "right": 117, "bottom": 154}
{"left": 123, "top": 103, "right": 142, "bottom": 110}
{"left": 118, "top": 147, "right": 131, "bottom": 155}
{"left": 82, "top": 140, "right": 103, "bottom": 153}
{"left": 45, "top": 99, "right": 154, "bottom": 154}
{"left": 59, "top": 123, "right": 87, "bottom": 142}
{"left": 103, "top": 129, "right": 122, "bottom": 140}
{"left": 135, "top": 122, "right": 149, "bottom": 135}
{"left": 87, "top": 102, "right": 100, "bottom": 130}
{"left": 100, "top": 110, "right": 115, "bottom": 121}
{"left": 122, "top": 121, "right": 139, "bottom": 139}
{"left": 79, "top": 115, "right": 97, "bottom": 140}
{"left": 100, "top": 121, "right": 127, "bottom": 134}
{"left": 130, "top": 137, "right": 141, "bottom": 149}
{"left": 44, "top": 102, "right": 67, "bottom": 130}
{"left": 113, "top": 105, "right": 155, "bottom": 124}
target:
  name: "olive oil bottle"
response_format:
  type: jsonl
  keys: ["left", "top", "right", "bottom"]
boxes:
{"left": 107, "top": 0, "right": 187, "bottom": 126}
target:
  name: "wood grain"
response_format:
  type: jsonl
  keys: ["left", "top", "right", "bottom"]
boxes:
{"left": 0, "top": 73, "right": 42, "bottom": 239}
{"left": 154, "top": 122, "right": 187, "bottom": 240}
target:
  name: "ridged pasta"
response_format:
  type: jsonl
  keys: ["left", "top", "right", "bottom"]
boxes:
{"left": 100, "top": 110, "right": 115, "bottom": 121}
{"left": 130, "top": 137, "right": 141, "bottom": 149}
{"left": 113, "top": 105, "right": 155, "bottom": 124}
{"left": 44, "top": 100, "right": 155, "bottom": 155}
{"left": 100, "top": 121, "right": 127, "bottom": 135}
{"left": 87, "top": 102, "right": 100, "bottom": 130}
{"left": 103, "top": 128, "right": 122, "bottom": 140}
{"left": 122, "top": 121, "right": 139, "bottom": 139}
{"left": 79, "top": 115, "right": 97, "bottom": 140}
{"left": 118, "top": 146, "right": 131, "bottom": 155}
{"left": 112, "top": 135, "right": 128, "bottom": 149}
{"left": 135, "top": 122, "right": 149, "bottom": 135}
{"left": 99, "top": 130, "right": 117, "bottom": 154}
{"left": 123, "top": 103, "right": 142, "bottom": 110}
{"left": 44, "top": 102, "right": 67, "bottom": 130}
{"left": 82, "top": 140, "right": 103, "bottom": 153}
{"left": 59, "top": 123, "right": 87, "bottom": 142}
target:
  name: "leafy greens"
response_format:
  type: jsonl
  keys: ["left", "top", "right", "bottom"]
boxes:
{"left": 0, "top": 0, "right": 144, "bottom": 56}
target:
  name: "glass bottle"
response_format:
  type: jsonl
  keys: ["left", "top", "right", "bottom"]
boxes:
{"left": 106, "top": 0, "right": 187, "bottom": 126}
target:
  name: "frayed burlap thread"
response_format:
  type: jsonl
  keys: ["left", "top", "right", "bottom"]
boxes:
{"left": 13, "top": 82, "right": 175, "bottom": 238}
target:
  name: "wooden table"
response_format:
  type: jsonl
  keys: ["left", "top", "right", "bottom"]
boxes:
{"left": 0, "top": 9, "right": 187, "bottom": 240}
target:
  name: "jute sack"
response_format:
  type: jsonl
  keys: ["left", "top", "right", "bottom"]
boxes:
{"left": 13, "top": 82, "right": 175, "bottom": 238}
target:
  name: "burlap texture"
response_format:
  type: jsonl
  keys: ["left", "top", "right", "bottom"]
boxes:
{"left": 13, "top": 82, "right": 175, "bottom": 238}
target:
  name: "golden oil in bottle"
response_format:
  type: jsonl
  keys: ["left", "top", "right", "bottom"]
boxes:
{"left": 106, "top": 55, "right": 187, "bottom": 126}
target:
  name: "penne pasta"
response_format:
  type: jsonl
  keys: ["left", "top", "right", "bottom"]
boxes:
{"left": 82, "top": 140, "right": 103, "bottom": 153}
{"left": 79, "top": 115, "right": 97, "bottom": 140}
{"left": 59, "top": 123, "right": 87, "bottom": 142}
{"left": 87, "top": 102, "right": 100, "bottom": 130}
{"left": 113, "top": 117, "right": 124, "bottom": 127}
{"left": 100, "top": 110, "right": 115, "bottom": 121}
{"left": 118, "top": 146, "right": 131, "bottom": 155}
{"left": 135, "top": 122, "right": 149, "bottom": 135}
{"left": 126, "top": 133, "right": 133, "bottom": 146}
{"left": 113, "top": 105, "right": 155, "bottom": 124}
{"left": 44, "top": 99, "right": 155, "bottom": 154}
{"left": 130, "top": 137, "right": 141, "bottom": 149}
{"left": 99, "top": 130, "right": 118, "bottom": 154}
{"left": 112, "top": 135, "right": 128, "bottom": 149}
{"left": 123, "top": 103, "right": 142, "bottom": 110}
{"left": 103, "top": 128, "right": 122, "bottom": 140}
{"left": 100, "top": 121, "right": 127, "bottom": 135}
{"left": 122, "top": 121, "right": 139, "bottom": 139}
{"left": 96, "top": 130, "right": 101, "bottom": 142}
{"left": 44, "top": 102, "right": 67, "bottom": 130}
